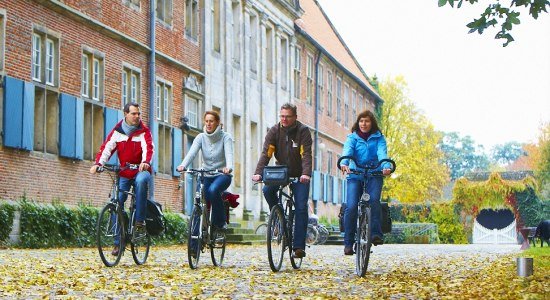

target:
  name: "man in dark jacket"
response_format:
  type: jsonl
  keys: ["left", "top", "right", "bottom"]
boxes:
{"left": 90, "top": 102, "right": 155, "bottom": 255}
{"left": 252, "top": 103, "right": 312, "bottom": 258}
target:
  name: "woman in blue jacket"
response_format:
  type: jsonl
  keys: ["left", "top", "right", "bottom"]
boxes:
{"left": 340, "top": 110, "right": 392, "bottom": 255}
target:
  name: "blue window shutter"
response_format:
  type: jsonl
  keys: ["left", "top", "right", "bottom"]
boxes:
{"left": 3, "top": 76, "right": 24, "bottom": 149}
{"left": 333, "top": 176, "right": 339, "bottom": 204}
{"left": 172, "top": 127, "right": 182, "bottom": 176}
{"left": 22, "top": 82, "right": 35, "bottom": 151}
{"left": 150, "top": 120, "right": 158, "bottom": 174}
{"left": 104, "top": 107, "right": 120, "bottom": 165}
{"left": 59, "top": 93, "right": 76, "bottom": 158}
{"left": 312, "top": 170, "right": 321, "bottom": 201}
{"left": 323, "top": 174, "right": 329, "bottom": 203}
{"left": 75, "top": 98, "right": 84, "bottom": 159}
{"left": 185, "top": 173, "right": 194, "bottom": 215}
{"left": 341, "top": 179, "right": 346, "bottom": 204}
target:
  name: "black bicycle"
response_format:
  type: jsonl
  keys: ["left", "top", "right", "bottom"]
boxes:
{"left": 96, "top": 164, "right": 151, "bottom": 267}
{"left": 262, "top": 178, "right": 305, "bottom": 272}
{"left": 337, "top": 156, "right": 396, "bottom": 277}
{"left": 183, "top": 168, "right": 229, "bottom": 269}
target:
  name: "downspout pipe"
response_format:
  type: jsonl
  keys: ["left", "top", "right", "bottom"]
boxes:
{"left": 149, "top": 1, "right": 157, "bottom": 200}
{"left": 313, "top": 49, "right": 321, "bottom": 215}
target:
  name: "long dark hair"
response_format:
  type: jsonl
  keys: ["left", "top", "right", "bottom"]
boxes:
{"left": 351, "top": 110, "right": 380, "bottom": 134}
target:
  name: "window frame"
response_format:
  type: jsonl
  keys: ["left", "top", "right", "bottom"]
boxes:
{"left": 327, "top": 70, "right": 333, "bottom": 117}
{"left": 306, "top": 54, "right": 314, "bottom": 105}
{"left": 156, "top": 0, "right": 173, "bottom": 25}
{"left": 81, "top": 48, "right": 105, "bottom": 102}
{"left": 293, "top": 45, "right": 301, "bottom": 99}
{"left": 155, "top": 78, "right": 172, "bottom": 124}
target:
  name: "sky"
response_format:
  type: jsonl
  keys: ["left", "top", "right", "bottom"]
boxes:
{"left": 316, "top": 0, "right": 550, "bottom": 151}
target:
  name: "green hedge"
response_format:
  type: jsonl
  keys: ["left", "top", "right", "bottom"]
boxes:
{"left": 10, "top": 200, "right": 187, "bottom": 248}
{"left": 385, "top": 223, "right": 439, "bottom": 244}
{"left": 0, "top": 203, "right": 16, "bottom": 244}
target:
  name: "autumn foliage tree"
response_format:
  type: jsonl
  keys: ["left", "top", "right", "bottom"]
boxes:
{"left": 378, "top": 76, "right": 449, "bottom": 203}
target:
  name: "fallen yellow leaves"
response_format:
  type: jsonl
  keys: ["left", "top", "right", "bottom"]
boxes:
{"left": 0, "top": 245, "right": 547, "bottom": 299}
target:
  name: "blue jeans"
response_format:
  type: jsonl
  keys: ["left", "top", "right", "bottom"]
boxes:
{"left": 114, "top": 171, "right": 151, "bottom": 246}
{"left": 344, "top": 177, "right": 383, "bottom": 247}
{"left": 203, "top": 175, "right": 232, "bottom": 228}
{"left": 263, "top": 181, "right": 310, "bottom": 250}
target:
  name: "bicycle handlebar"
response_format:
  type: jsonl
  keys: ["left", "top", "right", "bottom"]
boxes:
{"left": 97, "top": 163, "right": 139, "bottom": 173}
{"left": 180, "top": 168, "right": 231, "bottom": 175}
{"left": 336, "top": 156, "right": 396, "bottom": 176}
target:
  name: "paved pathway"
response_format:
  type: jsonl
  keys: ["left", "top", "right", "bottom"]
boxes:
{"left": 0, "top": 244, "right": 525, "bottom": 299}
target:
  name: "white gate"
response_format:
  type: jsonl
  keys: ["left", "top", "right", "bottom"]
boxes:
{"left": 472, "top": 220, "right": 517, "bottom": 244}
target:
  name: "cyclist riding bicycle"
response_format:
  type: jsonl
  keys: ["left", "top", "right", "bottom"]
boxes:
{"left": 90, "top": 102, "right": 155, "bottom": 256}
{"left": 176, "top": 111, "right": 234, "bottom": 232}
{"left": 340, "top": 110, "right": 391, "bottom": 256}
{"left": 252, "top": 103, "right": 312, "bottom": 259}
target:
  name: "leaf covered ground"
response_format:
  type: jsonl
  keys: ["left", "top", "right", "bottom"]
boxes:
{"left": 0, "top": 244, "right": 547, "bottom": 299}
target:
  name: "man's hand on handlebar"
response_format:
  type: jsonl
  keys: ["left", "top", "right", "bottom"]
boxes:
{"left": 252, "top": 174, "right": 262, "bottom": 182}
{"left": 299, "top": 174, "right": 311, "bottom": 184}
{"left": 90, "top": 165, "right": 99, "bottom": 174}
{"left": 139, "top": 162, "right": 150, "bottom": 172}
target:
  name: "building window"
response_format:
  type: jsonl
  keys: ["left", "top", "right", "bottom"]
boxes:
{"left": 280, "top": 38, "right": 288, "bottom": 90}
{"left": 352, "top": 89, "right": 357, "bottom": 121}
{"left": 233, "top": 115, "right": 241, "bottom": 187}
{"left": 81, "top": 50, "right": 104, "bottom": 101}
{"left": 318, "top": 64, "right": 324, "bottom": 111}
{"left": 212, "top": 0, "right": 221, "bottom": 52}
{"left": 83, "top": 101, "right": 104, "bottom": 160}
{"left": 358, "top": 94, "right": 364, "bottom": 113}
{"left": 344, "top": 84, "right": 349, "bottom": 128}
{"left": 156, "top": 80, "right": 172, "bottom": 123}
{"left": 250, "top": 121, "right": 259, "bottom": 190}
{"left": 34, "top": 87, "right": 59, "bottom": 154}
{"left": 185, "top": 96, "right": 200, "bottom": 128}
{"left": 327, "top": 70, "right": 333, "bottom": 117}
{"left": 293, "top": 46, "right": 301, "bottom": 99}
{"left": 336, "top": 76, "right": 342, "bottom": 123}
{"left": 156, "top": 0, "right": 173, "bottom": 25}
{"left": 123, "top": 0, "right": 140, "bottom": 9}
{"left": 32, "top": 31, "right": 59, "bottom": 87}
{"left": 122, "top": 66, "right": 141, "bottom": 108}
{"left": 232, "top": 1, "right": 240, "bottom": 63}
{"left": 157, "top": 123, "right": 173, "bottom": 175}
{"left": 0, "top": 12, "right": 5, "bottom": 72}
{"left": 266, "top": 26, "right": 273, "bottom": 82}
{"left": 185, "top": 0, "right": 199, "bottom": 40}
{"left": 249, "top": 14, "right": 258, "bottom": 73}
{"left": 327, "top": 151, "right": 333, "bottom": 175}
{"left": 306, "top": 55, "right": 313, "bottom": 105}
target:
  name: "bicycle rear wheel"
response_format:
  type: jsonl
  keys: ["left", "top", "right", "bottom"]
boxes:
{"left": 316, "top": 225, "right": 330, "bottom": 245}
{"left": 356, "top": 205, "right": 372, "bottom": 277}
{"left": 97, "top": 203, "right": 124, "bottom": 267}
{"left": 255, "top": 223, "right": 268, "bottom": 237}
{"left": 210, "top": 209, "right": 227, "bottom": 266}
{"left": 289, "top": 210, "right": 303, "bottom": 269}
{"left": 188, "top": 205, "right": 202, "bottom": 269}
{"left": 267, "top": 205, "right": 285, "bottom": 272}
{"left": 306, "top": 224, "right": 319, "bottom": 245}
{"left": 130, "top": 211, "right": 151, "bottom": 265}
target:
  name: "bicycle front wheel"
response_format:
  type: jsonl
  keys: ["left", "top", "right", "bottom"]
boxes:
{"left": 97, "top": 203, "right": 124, "bottom": 267}
{"left": 130, "top": 213, "right": 151, "bottom": 265}
{"left": 210, "top": 227, "right": 226, "bottom": 267}
{"left": 255, "top": 223, "right": 268, "bottom": 237}
{"left": 316, "top": 225, "right": 330, "bottom": 245}
{"left": 306, "top": 224, "right": 319, "bottom": 245}
{"left": 356, "top": 206, "right": 372, "bottom": 277}
{"left": 188, "top": 205, "right": 202, "bottom": 269}
{"left": 289, "top": 210, "right": 302, "bottom": 270}
{"left": 267, "top": 205, "right": 285, "bottom": 272}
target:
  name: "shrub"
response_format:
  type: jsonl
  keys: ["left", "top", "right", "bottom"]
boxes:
{"left": 0, "top": 202, "right": 16, "bottom": 245}
{"left": 153, "top": 212, "right": 188, "bottom": 245}
{"left": 427, "top": 203, "right": 467, "bottom": 244}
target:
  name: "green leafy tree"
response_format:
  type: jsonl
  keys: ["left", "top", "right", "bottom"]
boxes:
{"left": 535, "top": 122, "right": 550, "bottom": 198}
{"left": 438, "top": 0, "right": 550, "bottom": 46}
{"left": 440, "top": 132, "right": 490, "bottom": 179}
{"left": 491, "top": 141, "right": 526, "bottom": 165}
{"left": 379, "top": 76, "right": 449, "bottom": 203}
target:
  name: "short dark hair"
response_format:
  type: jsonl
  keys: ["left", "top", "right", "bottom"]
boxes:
{"left": 351, "top": 110, "right": 380, "bottom": 134}
{"left": 204, "top": 110, "right": 221, "bottom": 122}
{"left": 123, "top": 102, "right": 140, "bottom": 113}
{"left": 280, "top": 103, "right": 297, "bottom": 116}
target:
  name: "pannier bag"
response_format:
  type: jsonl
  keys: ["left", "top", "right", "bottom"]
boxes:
{"left": 146, "top": 199, "right": 166, "bottom": 236}
{"left": 262, "top": 165, "right": 289, "bottom": 186}
{"left": 381, "top": 202, "right": 392, "bottom": 234}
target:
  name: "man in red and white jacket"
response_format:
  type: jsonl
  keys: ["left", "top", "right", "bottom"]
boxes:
{"left": 90, "top": 102, "right": 154, "bottom": 255}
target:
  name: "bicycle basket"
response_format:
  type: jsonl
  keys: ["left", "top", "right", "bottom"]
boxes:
{"left": 262, "top": 165, "right": 289, "bottom": 186}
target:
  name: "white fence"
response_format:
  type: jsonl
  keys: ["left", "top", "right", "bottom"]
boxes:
{"left": 472, "top": 220, "right": 517, "bottom": 244}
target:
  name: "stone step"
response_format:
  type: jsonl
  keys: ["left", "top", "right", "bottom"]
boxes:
{"left": 226, "top": 233, "right": 265, "bottom": 242}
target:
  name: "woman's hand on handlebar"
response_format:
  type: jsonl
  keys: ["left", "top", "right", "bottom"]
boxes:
{"left": 340, "top": 165, "right": 350, "bottom": 175}
{"left": 222, "top": 167, "right": 232, "bottom": 174}
{"left": 382, "top": 168, "right": 392, "bottom": 176}
{"left": 176, "top": 165, "right": 185, "bottom": 172}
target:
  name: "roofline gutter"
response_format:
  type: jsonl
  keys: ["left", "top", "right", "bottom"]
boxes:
{"left": 294, "top": 24, "right": 383, "bottom": 106}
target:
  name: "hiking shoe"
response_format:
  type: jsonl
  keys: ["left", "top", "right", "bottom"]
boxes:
{"left": 372, "top": 235, "right": 384, "bottom": 246}
{"left": 344, "top": 246, "right": 354, "bottom": 255}
{"left": 292, "top": 248, "right": 306, "bottom": 258}
{"left": 111, "top": 246, "right": 120, "bottom": 256}
{"left": 133, "top": 221, "right": 147, "bottom": 240}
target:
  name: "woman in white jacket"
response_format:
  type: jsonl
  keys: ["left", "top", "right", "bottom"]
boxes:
{"left": 177, "top": 111, "right": 233, "bottom": 229}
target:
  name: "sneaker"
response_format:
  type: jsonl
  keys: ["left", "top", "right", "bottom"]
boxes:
{"left": 111, "top": 246, "right": 120, "bottom": 256}
{"left": 372, "top": 235, "right": 384, "bottom": 246}
{"left": 133, "top": 221, "right": 147, "bottom": 239}
{"left": 344, "top": 246, "right": 354, "bottom": 255}
{"left": 292, "top": 248, "right": 306, "bottom": 258}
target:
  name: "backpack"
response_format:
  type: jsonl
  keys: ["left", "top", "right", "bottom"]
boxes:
{"left": 145, "top": 199, "right": 165, "bottom": 236}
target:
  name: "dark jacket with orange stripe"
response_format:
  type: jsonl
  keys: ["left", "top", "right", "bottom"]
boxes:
{"left": 94, "top": 120, "right": 155, "bottom": 179}
{"left": 254, "top": 121, "right": 312, "bottom": 178}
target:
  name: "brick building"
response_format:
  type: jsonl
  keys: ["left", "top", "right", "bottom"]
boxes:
{"left": 0, "top": 0, "right": 382, "bottom": 224}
